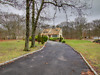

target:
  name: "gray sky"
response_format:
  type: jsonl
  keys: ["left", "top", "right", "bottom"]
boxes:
{"left": 47, "top": 0, "right": 100, "bottom": 25}
{"left": 85, "top": 0, "right": 100, "bottom": 22}
{"left": 0, "top": 0, "right": 100, "bottom": 25}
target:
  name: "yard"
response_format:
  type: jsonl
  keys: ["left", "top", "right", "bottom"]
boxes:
{"left": 0, "top": 40, "right": 43, "bottom": 63}
{"left": 65, "top": 39, "right": 100, "bottom": 74}
{"left": 0, "top": 39, "right": 100, "bottom": 74}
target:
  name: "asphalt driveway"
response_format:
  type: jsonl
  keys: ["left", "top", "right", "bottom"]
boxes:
{"left": 0, "top": 41, "right": 91, "bottom": 75}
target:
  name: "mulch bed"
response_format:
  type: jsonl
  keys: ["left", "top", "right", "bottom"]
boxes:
{"left": 0, "top": 40, "right": 16, "bottom": 42}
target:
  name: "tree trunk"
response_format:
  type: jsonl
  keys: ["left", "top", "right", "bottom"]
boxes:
{"left": 79, "top": 25, "right": 82, "bottom": 40}
{"left": 31, "top": 0, "right": 44, "bottom": 47}
{"left": 24, "top": 0, "right": 30, "bottom": 51}
{"left": 31, "top": 0, "right": 35, "bottom": 47}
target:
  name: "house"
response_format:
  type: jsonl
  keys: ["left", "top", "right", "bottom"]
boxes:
{"left": 41, "top": 28, "right": 62, "bottom": 38}
{"left": 92, "top": 36, "right": 100, "bottom": 40}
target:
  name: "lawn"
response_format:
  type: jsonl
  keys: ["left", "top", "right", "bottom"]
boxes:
{"left": 65, "top": 39, "right": 100, "bottom": 74}
{"left": 0, "top": 40, "right": 43, "bottom": 63}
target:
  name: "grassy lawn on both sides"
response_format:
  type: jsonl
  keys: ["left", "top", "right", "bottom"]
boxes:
{"left": 64, "top": 39, "right": 100, "bottom": 74}
{"left": 0, "top": 40, "right": 43, "bottom": 63}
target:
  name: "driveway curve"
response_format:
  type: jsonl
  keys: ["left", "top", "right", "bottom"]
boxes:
{"left": 0, "top": 41, "right": 91, "bottom": 75}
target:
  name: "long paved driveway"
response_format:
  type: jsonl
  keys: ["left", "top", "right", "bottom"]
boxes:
{"left": 0, "top": 41, "right": 90, "bottom": 75}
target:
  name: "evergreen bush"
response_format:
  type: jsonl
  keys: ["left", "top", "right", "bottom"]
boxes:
{"left": 62, "top": 40, "right": 66, "bottom": 43}
{"left": 29, "top": 36, "right": 32, "bottom": 41}
{"left": 93, "top": 39, "right": 100, "bottom": 43}
{"left": 49, "top": 37, "right": 58, "bottom": 41}
{"left": 43, "top": 36, "right": 48, "bottom": 42}
{"left": 37, "top": 33, "right": 41, "bottom": 43}
{"left": 59, "top": 35, "right": 63, "bottom": 42}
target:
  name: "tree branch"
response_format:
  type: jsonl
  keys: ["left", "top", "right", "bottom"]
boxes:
{"left": 44, "top": 1, "right": 76, "bottom": 8}
{"left": 34, "top": 0, "right": 44, "bottom": 28}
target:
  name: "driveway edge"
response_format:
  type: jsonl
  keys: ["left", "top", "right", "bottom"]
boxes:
{"left": 65, "top": 43, "right": 98, "bottom": 75}
{"left": 0, "top": 42, "right": 47, "bottom": 66}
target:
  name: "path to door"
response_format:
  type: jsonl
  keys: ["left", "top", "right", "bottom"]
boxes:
{"left": 0, "top": 41, "right": 91, "bottom": 75}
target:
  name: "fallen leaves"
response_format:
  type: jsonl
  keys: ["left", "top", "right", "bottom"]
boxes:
{"left": 45, "top": 62, "right": 48, "bottom": 65}
{"left": 81, "top": 70, "right": 94, "bottom": 75}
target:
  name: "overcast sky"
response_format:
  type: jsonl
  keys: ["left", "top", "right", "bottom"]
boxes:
{"left": 47, "top": 0, "right": 100, "bottom": 25}
{"left": 0, "top": 0, "right": 100, "bottom": 25}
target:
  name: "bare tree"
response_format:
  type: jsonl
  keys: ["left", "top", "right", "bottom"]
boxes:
{"left": 30, "top": 0, "right": 91, "bottom": 47}
{"left": 0, "top": 13, "right": 25, "bottom": 39}
{"left": 31, "top": 0, "right": 35, "bottom": 47}
{"left": 93, "top": 20, "right": 100, "bottom": 38}
{"left": 75, "top": 17, "right": 87, "bottom": 39}
{"left": 24, "top": 0, "right": 30, "bottom": 51}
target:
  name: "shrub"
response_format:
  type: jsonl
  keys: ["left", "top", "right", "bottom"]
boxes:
{"left": 49, "top": 37, "right": 59, "bottom": 41}
{"left": 35, "top": 36, "right": 38, "bottom": 41}
{"left": 93, "top": 39, "right": 100, "bottom": 43}
{"left": 29, "top": 36, "right": 38, "bottom": 41}
{"left": 43, "top": 36, "right": 48, "bottom": 42}
{"left": 59, "top": 35, "right": 63, "bottom": 42}
{"left": 41, "top": 35, "right": 45, "bottom": 44}
{"left": 37, "top": 33, "right": 41, "bottom": 43}
{"left": 41, "top": 35, "right": 48, "bottom": 44}
{"left": 29, "top": 36, "right": 32, "bottom": 41}
{"left": 29, "top": 35, "right": 48, "bottom": 44}
{"left": 62, "top": 40, "right": 66, "bottom": 43}
{"left": 23, "top": 38, "right": 25, "bottom": 40}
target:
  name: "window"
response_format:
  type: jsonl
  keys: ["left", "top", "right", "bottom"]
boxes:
{"left": 52, "top": 35, "right": 58, "bottom": 37}
{"left": 43, "top": 31, "right": 48, "bottom": 33}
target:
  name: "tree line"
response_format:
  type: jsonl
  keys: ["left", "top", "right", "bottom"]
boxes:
{"left": 57, "top": 17, "right": 100, "bottom": 39}
{"left": 0, "top": 13, "right": 25, "bottom": 39}
{"left": 0, "top": 0, "right": 92, "bottom": 51}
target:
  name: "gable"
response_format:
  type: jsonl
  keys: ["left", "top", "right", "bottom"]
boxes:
{"left": 41, "top": 28, "right": 61, "bottom": 35}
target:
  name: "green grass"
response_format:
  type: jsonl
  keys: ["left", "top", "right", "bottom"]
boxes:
{"left": 0, "top": 40, "right": 43, "bottom": 63}
{"left": 65, "top": 39, "right": 100, "bottom": 73}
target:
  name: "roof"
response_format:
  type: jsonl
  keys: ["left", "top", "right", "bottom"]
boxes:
{"left": 41, "top": 28, "right": 61, "bottom": 36}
